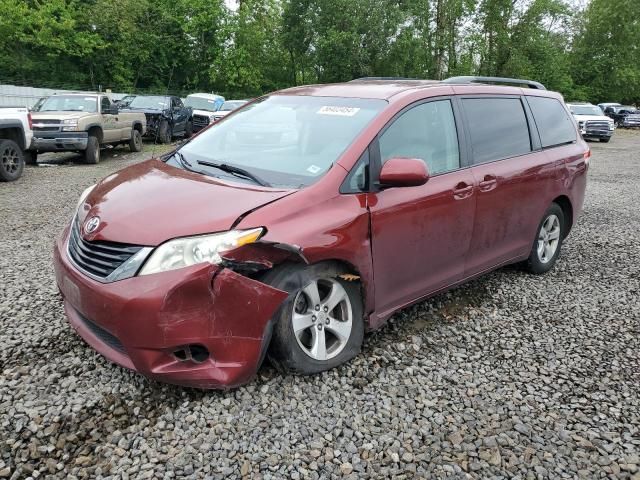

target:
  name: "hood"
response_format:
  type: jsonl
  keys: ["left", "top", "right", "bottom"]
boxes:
{"left": 572, "top": 114, "right": 612, "bottom": 122}
{"left": 79, "top": 160, "right": 294, "bottom": 246}
{"left": 32, "top": 111, "right": 93, "bottom": 120}
{"left": 120, "top": 107, "right": 166, "bottom": 116}
{"left": 192, "top": 109, "right": 216, "bottom": 117}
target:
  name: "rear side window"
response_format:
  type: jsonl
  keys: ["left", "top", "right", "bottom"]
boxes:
{"left": 379, "top": 99, "right": 460, "bottom": 175}
{"left": 462, "top": 98, "right": 531, "bottom": 164}
{"left": 527, "top": 96, "right": 576, "bottom": 148}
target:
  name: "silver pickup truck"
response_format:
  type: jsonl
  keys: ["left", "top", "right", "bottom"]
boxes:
{"left": 31, "top": 93, "right": 146, "bottom": 164}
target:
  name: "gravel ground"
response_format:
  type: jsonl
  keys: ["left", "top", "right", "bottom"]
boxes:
{"left": 1, "top": 133, "right": 639, "bottom": 479}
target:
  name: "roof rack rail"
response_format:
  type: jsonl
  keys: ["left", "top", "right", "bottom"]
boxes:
{"left": 442, "top": 76, "right": 546, "bottom": 90}
{"left": 349, "top": 77, "right": 422, "bottom": 82}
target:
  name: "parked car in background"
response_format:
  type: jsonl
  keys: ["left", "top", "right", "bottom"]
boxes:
{"left": 0, "top": 106, "right": 33, "bottom": 181}
{"left": 54, "top": 76, "right": 589, "bottom": 389}
{"left": 567, "top": 102, "right": 615, "bottom": 142}
{"left": 121, "top": 95, "right": 192, "bottom": 144}
{"left": 31, "top": 94, "right": 146, "bottom": 164}
{"left": 184, "top": 93, "right": 225, "bottom": 132}
{"left": 210, "top": 100, "right": 249, "bottom": 123}
{"left": 597, "top": 102, "right": 621, "bottom": 112}
{"left": 603, "top": 105, "right": 640, "bottom": 128}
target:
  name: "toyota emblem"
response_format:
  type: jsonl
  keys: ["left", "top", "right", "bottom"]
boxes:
{"left": 84, "top": 216, "right": 100, "bottom": 234}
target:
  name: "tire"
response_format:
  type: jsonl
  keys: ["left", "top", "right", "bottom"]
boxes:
{"left": 600, "top": 137, "right": 611, "bottom": 143}
{"left": 0, "top": 139, "right": 24, "bottom": 182}
{"left": 129, "top": 129, "right": 143, "bottom": 152}
{"left": 158, "top": 120, "right": 171, "bottom": 144}
{"left": 184, "top": 121, "right": 193, "bottom": 138}
{"left": 262, "top": 262, "right": 364, "bottom": 375}
{"left": 84, "top": 135, "right": 100, "bottom": 164}
{"left": 24, "top": 150, "right": 38, "bottom": 165}
{"left": 525, "top": 203, "right": 565, "bottom": 274}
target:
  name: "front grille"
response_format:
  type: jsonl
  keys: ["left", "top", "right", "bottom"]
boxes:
{"left": 68, "top": 219, "right": 143, "bottom": 280}
{"left": 193, "top": 114, "right": 210, "bottom": 129}
{"left": 585, "top": 120, "right": 610, "bottom": 133}
{"left": 77, "top": 310, "right": 127, "bottom": 355}
{"left": 33, "top": 119, "right": 62, "bottom": 132}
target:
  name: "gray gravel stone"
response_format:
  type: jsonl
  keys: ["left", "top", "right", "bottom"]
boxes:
{"left": 1, "top": 134, "right": 639, "bottom": 478}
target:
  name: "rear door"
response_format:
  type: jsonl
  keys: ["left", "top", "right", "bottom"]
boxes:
{"left": 367, "top": 98, "right": 476, "bottom": 317}
{"left": 460, "top": 95, "right": 557, "bottom": 275}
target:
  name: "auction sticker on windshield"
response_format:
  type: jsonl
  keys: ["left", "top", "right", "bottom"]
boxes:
{"left": 317, "top": 106, "right": 360, "bottom": 116}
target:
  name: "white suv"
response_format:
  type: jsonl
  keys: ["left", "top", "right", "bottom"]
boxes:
{"left": 567, "top": 102, "right": 615, "bottom": 143}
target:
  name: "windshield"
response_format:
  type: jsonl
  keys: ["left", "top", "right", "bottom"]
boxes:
{"left": 174, "top": 95, "right": 386, "bottom": 188}
{"left": 570, "top": 105, "right": 604, "bottom": 116}
{"left": 39, "top": 96, "right": 97, "bottom": 113}
{"left": 185, "top": 96, "right": 223, "bottom": 112}
{"left": 128, "top": 96, "right": 169, "bottom": 110}
{"left": 220, "top": 100, "right": 247, "bottom": 111}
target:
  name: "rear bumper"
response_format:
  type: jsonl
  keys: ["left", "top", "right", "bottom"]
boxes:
{"left": 33, "top": 131, "right": 88, "bottom": 152}
{"left": 53, "top": 227, "right": 288, "bottom": 389}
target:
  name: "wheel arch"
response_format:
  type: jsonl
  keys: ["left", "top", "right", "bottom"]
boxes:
{"left": 0, "top": 126, "right": 25, "bottom": 150}
{"left": 552, "top": 195, "right": 573, "bottom": 238}
{"left": 86, "top": 125, "right": 103, "bottom": 143}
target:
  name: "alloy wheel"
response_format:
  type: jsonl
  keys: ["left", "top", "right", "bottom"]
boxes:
{"left": 292, "top": 278, "right": 353, "bottom": 361}
{"left": 537, "top": 214, "right": 561, "bottom": 264}
{"left": 1, "top": 145, "right": 20, "bottom": 175}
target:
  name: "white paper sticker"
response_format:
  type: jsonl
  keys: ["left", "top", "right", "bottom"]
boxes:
{"left": 307, "top": 165, "right": 322, "bottom": 174}
{"left": 317, "top": 106, "right": 360, "bottom": 116}
{"left": 84, "top": 97, "right": 95, "bottom": 101}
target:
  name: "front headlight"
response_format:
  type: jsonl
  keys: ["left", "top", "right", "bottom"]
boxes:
{"left": 62, "top": 119, "right": 79, "bottom": 132}
{"left": 76, "top": 184, "right": 96, "bottom": 211}
{"left": 139, "top": 227, "right": 265, "bottom": 276}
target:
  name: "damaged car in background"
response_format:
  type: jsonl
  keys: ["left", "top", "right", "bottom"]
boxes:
{"left": 53, "top": 77, "right": 589, "bottom": 389}
{"left": 121, "top": 95, "right": 193, "bottom": 144}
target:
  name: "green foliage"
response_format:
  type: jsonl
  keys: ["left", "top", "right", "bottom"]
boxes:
{"left": 0, "top": 0, "right": 637, "bottom": 104}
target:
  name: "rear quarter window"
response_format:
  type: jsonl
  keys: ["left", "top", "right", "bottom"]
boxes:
{"left": 462, "top": 97, "right": 531, "bottom": 164}
{"left": 527, "top": 96, "right": 576, "bottom": 148}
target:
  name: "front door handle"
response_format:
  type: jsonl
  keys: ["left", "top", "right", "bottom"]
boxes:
{"left": 478, "top": 174, "right": 497, "bottom": 192}
{"left": 453, "top": 182, "right": 473, "bottom": 200}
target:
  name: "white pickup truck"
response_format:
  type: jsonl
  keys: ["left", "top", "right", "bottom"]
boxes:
{"left": 0, "top": 106, "right": 33, "bottom": 181}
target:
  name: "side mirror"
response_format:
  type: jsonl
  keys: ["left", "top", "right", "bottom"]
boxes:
{"left": 378, "top": 157, "right": 429, "bottom": 188}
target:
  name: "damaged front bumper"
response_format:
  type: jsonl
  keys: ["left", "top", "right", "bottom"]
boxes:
{"left": 53, "top": 230, "right": 289, "bottom": 389}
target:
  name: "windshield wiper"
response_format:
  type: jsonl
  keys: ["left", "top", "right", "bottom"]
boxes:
{"left": 196, "top": 161, "right": 271, "bottom": 187}
{"left": 172, "top": 150, "right": 198, "bottom": 173}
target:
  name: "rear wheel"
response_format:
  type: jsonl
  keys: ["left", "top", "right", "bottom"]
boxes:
{"left": 263, "top": 263, "right": 364, "bottom": 375}
{"left": 129, "top": 129, "right": 143, "bottom": 152}
{"left": 84, "top": 135, "right": 100, "bottom": 164}
{"left": 525, "top": 203, "right": 565, "bottom": 274}
{"left": 0, "top": 139, "right": 24, "bottom": 181}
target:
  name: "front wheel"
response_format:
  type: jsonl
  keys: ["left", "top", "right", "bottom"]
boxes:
{"left": 129, "top": 129, "right": 143, "bottom": 152}
{"left": 84, "top": 135, "right": 100, "bottom": 164}
{"left": 263, "top": 263, "right": 364, "bottom": 375}
{"left": 0, "top": 139, "right": 25, "bottom": 181}
{"left": 184, "top": 121, "right": 193, "bottom": 138}
{"left": 157, "top": 120, "right": 171, "bottom": 144}
{"left": 525, "top": 203, "right": 565, "bottom": 274}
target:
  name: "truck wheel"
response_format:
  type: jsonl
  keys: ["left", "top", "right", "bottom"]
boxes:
{"left": 129, "top": 129, "right": 143, "bottom": 152}
{"left": 24, "top": 151, "right": 38, "bottom": 165}
{"left": 185, "top": 121, "right": 193, "bottom": 138}
{"left": 0, "top": 139, "right": 24, "bottom": 181}
{"left": 158, "top": 120, "right": 171, "bottom": 144}
{"left": 84, "top": 135, "right": 100, "bottom": 164}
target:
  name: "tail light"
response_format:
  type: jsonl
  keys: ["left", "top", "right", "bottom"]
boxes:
{"left": 584, "top": 149, "right": 591, "bottom": 166}
{"left": 28, "top": 112, "right": 33, "bottom": 130}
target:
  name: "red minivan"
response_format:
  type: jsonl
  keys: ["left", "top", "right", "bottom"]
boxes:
{"left": 53, "top": 76, "right": 589, "bottom": 388}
